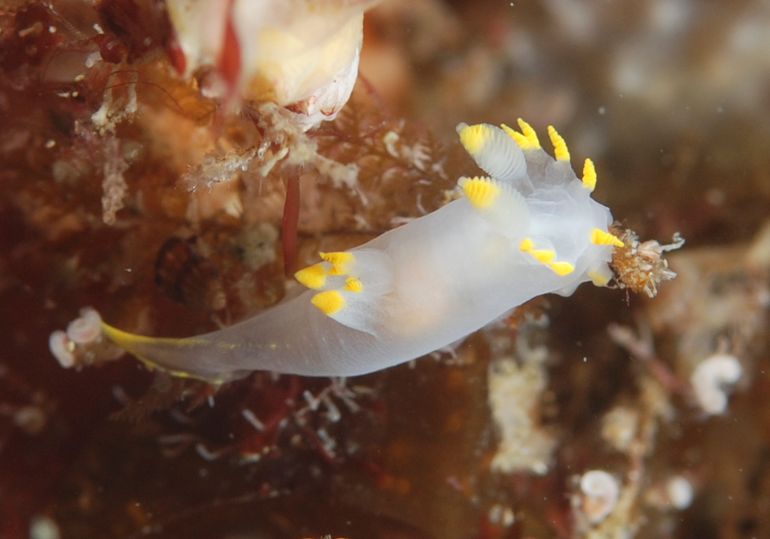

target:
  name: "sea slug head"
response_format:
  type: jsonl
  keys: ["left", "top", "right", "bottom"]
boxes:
{"left": 457, "top": 119, "right": 623, "bottom": 294}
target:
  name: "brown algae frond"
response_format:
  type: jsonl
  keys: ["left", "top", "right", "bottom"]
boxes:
{"left": 610, "top": 228, "right": 684, "bottom": 298}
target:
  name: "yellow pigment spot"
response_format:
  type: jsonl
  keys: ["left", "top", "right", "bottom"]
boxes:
{"left": 311, "top": 290, "right": 345, "bottom": 315}
{"left": 294, "top": 263, "right": 327, "bottom": 290}
{"left": 547, "top": 125, "right": 570, "bottom": 162}
{"left": 319, "top": 251, "right": 354, "bottom": 275}
{"left": 459, "top": 176, "right": 500, "bottom": 209}
{"left": 519, "top": 237, "right": 535, "bottom": 251}
{"left": 532, "top": 249, "right": 556, "bottom": 264}
{"left": 517, "top": 118, "right": 541, "bottom": 149}
{"left": 582, "top": 158, "right": 597, "bottom": 191}
{"left": 519, "top": 238, "right": 573, "bottom": 276}
{"left": 590, "top": 228, "right": 625, "bottom": 247}
{"left": 588, "top": 269, "right": 610, "bottom": 287}
{"left": 457, "top": 124, "right": 489, "bottom": 154}
{"left": 345, "top": 276, "right": 363, "bottom": 293}
{"left": 548, "top": 261, "right": 575, "bottom": 276}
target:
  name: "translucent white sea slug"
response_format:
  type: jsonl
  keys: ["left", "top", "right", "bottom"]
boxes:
{"left": 100, "top": 120, "right": 624, "bottom": 383}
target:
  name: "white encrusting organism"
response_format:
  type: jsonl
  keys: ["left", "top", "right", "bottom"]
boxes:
{"left": 49, "top": 331, "right": 75, "bottom": 369}
{"left": 49, "top": 307, "right": 104, "bottom": 368}
{"left": 579, "top": 469, "right": 621, "bottom": 524}
{"left": 65, "top": 307, "right": 102, "bottom": 344}
{"left": 166, "top": 0, "right": 378, "bottom": 129}
{"left": 690, "top": 353, "right": 743, "bottom": 415}
{"left": 665, "top": 476, "right": 694, "bottom": 510}
{"left": 95, "top": 120, "right": 624, "bottom": 383}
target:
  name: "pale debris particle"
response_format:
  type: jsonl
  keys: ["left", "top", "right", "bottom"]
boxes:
{"left": 241, "top": 408, "right": 265, "bottom": 432}
{"left": 287, "top": 377, "right": 373, "bottom": 460}
{"left": 296, "top": 377, "right": 367, "bottom": 422}
{"left": 313, "top": 153, "right": 360, "bottom": 190}
{"left": 29, "top": 515, "right": 60, "bottom": 539}
{"left": 236, "top": 222, "right": 279, "bottom": 271}
{"left": 13, "top": 405, "right": 47, "bottom": 435}
{"left": 90, "top": 70, "right": 138, "bottom": 135}
{"left": 601, "top": 405, "right": 640, "bottom": 454}
{"left": 645, "top": 475, "right": 694, "bottom": 511}
{"left": 690, "top": 353, "right": 742, "bottom": 415}
{"left": 487, "top": 503, "right": 516, "bottom": 527}
{"left": 100, "top": 136, "right": 130, "bottom": 226}
{"left": 195, "top": 442, "right": 226, "bottom": 462}
{"left": 488, "top": 340, "right": 555, "bottom": 475}
{"left": 665, "top": 476, "right": 694, "bottom": 510}
{"left": 611, "top": 229, "right": 683, "bottom": 298}
{"left": 578, "top": 470, "right": 621, "bottom": 525}
{"left": 382, "top": 130, "right": 432, "bottom": 172}
{"left": 182, "top": 147, "right": 257, "bottom": 191}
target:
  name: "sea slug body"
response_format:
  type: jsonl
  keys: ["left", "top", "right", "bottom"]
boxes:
{"left": 100, "top": 119, "right": 623, "bottom": 383}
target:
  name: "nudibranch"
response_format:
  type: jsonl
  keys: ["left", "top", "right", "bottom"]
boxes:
{"left": 99, "top": 120, "right": 624, "bottom": 383}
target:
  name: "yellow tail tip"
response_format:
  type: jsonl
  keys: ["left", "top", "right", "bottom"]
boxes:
{"left": 101, "top": 321, "right": 151, "bottom": 347}
{"left": 100, "top": 322, "right": 223, "bottom": 382}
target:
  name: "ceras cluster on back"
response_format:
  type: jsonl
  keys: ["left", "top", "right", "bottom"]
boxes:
{"left": 455, "top": 119, "right": 623, "bottom": 288}
{"left": 294, "top": 118, "right": 623, "bottom": 327}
